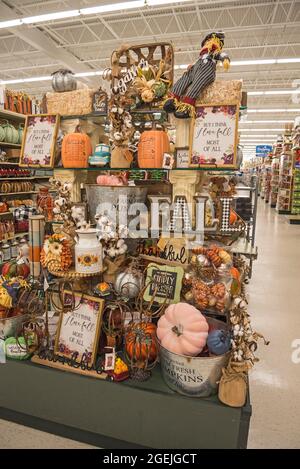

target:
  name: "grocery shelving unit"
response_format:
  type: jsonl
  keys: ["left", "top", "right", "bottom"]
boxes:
{"left": 276, "top": 127, "right": 294, "bottom": 214}
{"left": 270, "top": 142, "right": 281, "bottom": 207}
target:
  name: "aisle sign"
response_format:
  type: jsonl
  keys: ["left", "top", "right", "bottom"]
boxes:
{"left": 256, "top": 145, "right": 272, "bottom": 157}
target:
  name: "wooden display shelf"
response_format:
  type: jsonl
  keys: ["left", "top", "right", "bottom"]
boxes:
{"left": 0, "top": 176, "right": 51, "bottom": 181}
{"left": 0, "top": 211, "right": 12, "bottom": 216}
{"left": 7, "top": 231, "right": 28, "bottom": 240}
{"left": 0, "top": 109, "right": 26, "bottom": 121}
{"left": 0, "top": 142, "right": 21, "bottom": 148}
{"left": 0, "top": 360, "right": 251, "bottom": 449}
{"left": 0, "top": 161, "right": 19, "bottom": 166}
{"left": 0, "top": 190, "right": 56, "bottom": 196}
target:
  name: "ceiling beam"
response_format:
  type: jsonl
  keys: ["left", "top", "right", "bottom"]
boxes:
{"left": 0, "top": 0, "right": 97, "bottom": 84}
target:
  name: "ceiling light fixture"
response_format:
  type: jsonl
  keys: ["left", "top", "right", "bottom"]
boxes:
{"left": 248, "top": 89, "right": 300, "bottom": 96}
{"left": 248, "top": 109, "right": 300, "bottom": 113}
{"left": 22, "top": 10, "right": 80, "bottom": 24}
{"left": 240, "top": 120, "right": 293, "bottom": 123}
{"left": 239, "top": 129, "right": 284, "bottom": 132}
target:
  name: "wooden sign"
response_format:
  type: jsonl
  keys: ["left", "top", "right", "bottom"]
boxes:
{"left": 55, "top": 291, "right": 104, "bottom": 365}
{"left": 143, "top": 262, "right": 184, "bottom": 304}
{"left": 20, "top": 114, "right": 60, "bottom": 168}
{"left": 190, "top": 103, "right": 239, "bottom": 169}
{"left": 92, "top": 89, "right": 108, "bottom": 114}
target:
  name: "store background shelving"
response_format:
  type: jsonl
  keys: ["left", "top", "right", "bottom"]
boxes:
{"left": 276, "top": 126, "right": 294, "bottom": 214}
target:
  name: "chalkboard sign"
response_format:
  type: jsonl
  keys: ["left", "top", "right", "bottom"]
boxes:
{"left": 55, "top": 291, "right": 104, "bottom": 365}
{"left": 20, "top": 114, "right": 60, "bottom": 168}
{"left": 143, "top": 263, "right": 184, "bottom": 304}
{"left": 190, "top": 103, "right": 239, "bottom": 169}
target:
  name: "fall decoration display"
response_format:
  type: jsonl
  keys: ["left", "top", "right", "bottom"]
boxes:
{"left": 157, "top": 303, "right": 209, "bottom": 356}
{"left": 114, "top": 260, "right": 143, "bottom": 299}
{"left": 61, "top": 126, "right": 92, "bottom": 168}
{"left": 137, "top": 129, "right": 170, "bottom": 168}
{"left": 40, "top": 233, "right": 72, "bottom": 272}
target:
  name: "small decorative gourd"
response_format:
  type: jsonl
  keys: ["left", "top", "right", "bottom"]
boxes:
{"left": 40, "top": 233, "right": 72, "bottom": 272}
{"left": 114, "top": 267, "right": 143, "bottom": 299}
{"left": 51, "top": 69, "right": 77, "bottom": 92}
{"left": 138, "top": 129, "right": 170, "bottom": 168}
{"left": 157, "top": 303, "right": 209, "bottom": 356}
{"left": 2, "top": 261, "right": 30, "bottom": 279}
{"left": 207, "top": 329, "right": 231, "bottom": 356}
{"left": 61, "top": 126, "right": 92, "bottom": 168}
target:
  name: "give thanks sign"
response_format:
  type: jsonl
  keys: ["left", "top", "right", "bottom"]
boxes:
{"left": 55, "top": 292, "right": 104, "bottom": 365}
{"left": 190, "top": 103, "right": 239, "bottom": 169}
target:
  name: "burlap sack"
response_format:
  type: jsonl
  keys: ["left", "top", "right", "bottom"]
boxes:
{"left": 103, "top": 254, "right": 126, "bottom": 283}
{"left": 110, "top": 146, "right": 133, "bottom": 168}
{"left": 218, "top": 361, "right": 249, "bottom": 407}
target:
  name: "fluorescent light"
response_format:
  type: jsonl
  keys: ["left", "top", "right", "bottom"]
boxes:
{"left": 240, "top": 120, "right": 293, "bottom": 123}
{"left": 277, "top": 58, "right": 300, "bottom": 64}
{"left": 22, "top": 10, "right": 80, "bottom": 24}
{"left": 239, "top": 128, "right": 283, "bottom": 132}
{"left": 248, "top": 109, "right": 300, "bottom": 113}
{"left": 74, "top": 71, "right": 103, "bottom": 77}
{"left": 0, "top": 76, "right": 52, "bottom": 85}
{"left": 148, "top": 0, "right": 190, "bottom": 5}
{"left": 81, "top": 1, "right": 144, "bottom": 15}
{"left": 0, "top": 19, "right": 22, "bottom": 29}
{"left": 231, "top": 59, "right": 276, "bottom": 66}
{"left": 248, "top": 89, "right": 300, "bottom": 96}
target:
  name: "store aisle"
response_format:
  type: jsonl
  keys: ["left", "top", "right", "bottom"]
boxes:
{"left": 248, "top": 200, "right": 300, "bottom": 448}
{"left": 0, "top": 199, "right": 299, "bottom": 449}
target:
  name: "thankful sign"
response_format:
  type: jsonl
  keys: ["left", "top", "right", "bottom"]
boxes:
{"left": 144, "top": 263, "right": 184, "bottom": 304}
{"left": 20, "top": 114, "right": 59, "bottom": 168}
{"left": 190, "top": 104, "right": 239, "bottom": 168}
{"left": 55, "top": 292, "right": 103, "bottom": 365}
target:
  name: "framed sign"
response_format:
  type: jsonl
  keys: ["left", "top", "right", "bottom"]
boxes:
{"left": 189, "top": 103, "right": 239, "bottom": 169}
{"left": 92, "top": 89, "right": 108, "bottom": 114}
{"left": 54, "top": 291, "right": 104, "bottom": 365}
{"left": 143, "top": 262, "right": 184, "bottom": 304}
{"left": 176, "top": 147, "right": 189, "bottom": 168}
{"left": 20, "top": 114, "right": 60, "bottom": 168}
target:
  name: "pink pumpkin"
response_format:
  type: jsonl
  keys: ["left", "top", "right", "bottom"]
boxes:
{"left": 157, "top": 303, "right": 209, "bottom": 356}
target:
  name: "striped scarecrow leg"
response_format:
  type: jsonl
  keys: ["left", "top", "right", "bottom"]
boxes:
{"left": 181, "top": 60, "right": 216, "bottom": 106}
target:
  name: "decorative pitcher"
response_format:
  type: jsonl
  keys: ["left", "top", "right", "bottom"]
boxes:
{"left": 75, "top": 229, "right": 103, "bottom": 274}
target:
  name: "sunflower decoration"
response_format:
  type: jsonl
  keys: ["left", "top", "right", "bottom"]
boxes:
{"left": 40, "top": 233, "right": 72, "bottom": 272}
{"left": 77, "top": 254, "right": 99, "bottom": 267}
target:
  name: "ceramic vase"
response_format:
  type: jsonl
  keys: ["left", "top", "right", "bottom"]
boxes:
{"left": 75, "top": 229, "right": 102, "bottom": 274}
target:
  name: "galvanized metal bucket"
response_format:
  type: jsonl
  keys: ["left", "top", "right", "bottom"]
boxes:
{"left": 0, "top": 314, "right": 29, "bottom": 340}
{"left": 158, "top": 317, "right": 230, "bottom": 397}
{"left": 85, "top": 184, "right": 148, "bottom": 222}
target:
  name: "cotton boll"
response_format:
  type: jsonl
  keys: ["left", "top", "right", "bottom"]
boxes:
{"left": 117, "top": 239, "right": 125, "bottom": 248}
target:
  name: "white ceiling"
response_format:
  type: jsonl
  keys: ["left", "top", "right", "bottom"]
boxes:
{"left": 0, "top": 0, "right": 299, "bottom": 128}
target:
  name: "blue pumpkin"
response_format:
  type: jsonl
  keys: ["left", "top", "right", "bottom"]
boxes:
{"left": 207, "top": 329, "right": 231, "bottom": 356}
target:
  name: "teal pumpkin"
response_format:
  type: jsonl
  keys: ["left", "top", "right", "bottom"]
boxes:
{"left": 207, "top": 329, "right": 231, "bottom": 356}
{"left": 3, "top": 121, "right": 18, "bottom": 144}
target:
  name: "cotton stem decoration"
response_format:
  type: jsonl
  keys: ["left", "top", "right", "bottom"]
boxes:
{"left": 218, "top": 295, "right": 269, "bottom": 407}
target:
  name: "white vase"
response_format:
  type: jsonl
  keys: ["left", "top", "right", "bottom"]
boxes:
{"left": 75, "top": 229, "right": 102, "bottom": 274}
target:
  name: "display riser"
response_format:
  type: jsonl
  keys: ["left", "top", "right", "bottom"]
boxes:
{"left": 0, "top": 360, "right": 251, "bottom": 449}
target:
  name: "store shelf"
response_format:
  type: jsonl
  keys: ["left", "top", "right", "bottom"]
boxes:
{"left": 61, "top": 112, "right": 106, "bottom": 121}
{"left": 54, "top": 167, "right": 238, "bottom": 172}
{"left": 7, "top": 231, "right": 28, "bottom": 240}
{"left": 0, "top": 211, "right": 12, "bottom": 216}
{"left": 0, "top": 161, "right": 19, "bottom": 166}
{"left": 0, "top": 109, "right": 26, "bottom": 121}
{"left": 0, "top": 176, "right": 51, "bottom": 181}
{"left": 0, "top": 142, "right": 21, "bottom": 148}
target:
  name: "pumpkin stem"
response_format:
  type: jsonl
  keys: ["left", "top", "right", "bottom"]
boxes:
{"left": 171, "top": 324, "right": 183, "bottom": 336}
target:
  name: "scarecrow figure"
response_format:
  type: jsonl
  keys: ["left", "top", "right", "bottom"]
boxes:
{"left": 163, "top": 32, "right": 230, "bottom": 118}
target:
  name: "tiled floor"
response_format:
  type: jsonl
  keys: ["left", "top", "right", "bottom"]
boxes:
{"left": 1, "top": 199, "right": 299, "bottom": 448}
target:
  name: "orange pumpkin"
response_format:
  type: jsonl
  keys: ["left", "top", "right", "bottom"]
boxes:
{"left": 138, "top": 129, "right": 170, "bottom": 168}
{"left": 229, "top": 209, "right": 238, "bottom": 225}
{"left": 62, "top": 126, "right": 92, "bottom": 168}
{"left": 230, "top": 266, "right": 240, "bottom": 280}
{"left": 125, "top": 321, "right": 158, "bottom": 362}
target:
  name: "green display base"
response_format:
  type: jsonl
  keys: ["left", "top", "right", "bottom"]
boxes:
{"left": 0, "top": 360, "right": 251, "bottom": 449}
{"left": 278, "top": 210, "right": 291, "bottom": 215}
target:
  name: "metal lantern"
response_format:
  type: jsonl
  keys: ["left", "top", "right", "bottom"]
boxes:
{"left": 51, "top": 69, "right": 77, "bottom": 93}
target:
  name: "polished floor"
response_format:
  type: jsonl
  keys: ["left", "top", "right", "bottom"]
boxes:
{"left": 1, "top": 199, "right": 299, "bottom": 448}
